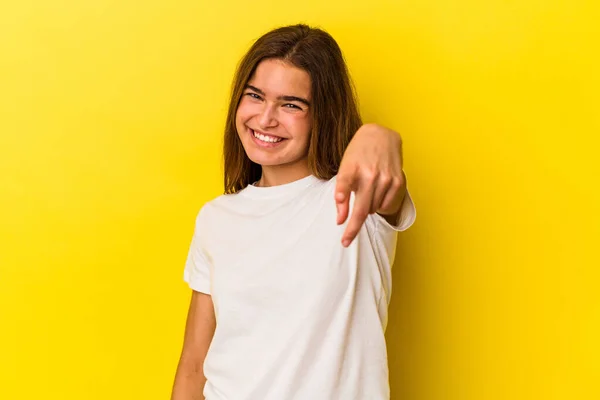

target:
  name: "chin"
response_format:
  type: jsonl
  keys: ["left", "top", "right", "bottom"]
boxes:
{"left": 246, "top": 153, "right": 283, "bottom": 167}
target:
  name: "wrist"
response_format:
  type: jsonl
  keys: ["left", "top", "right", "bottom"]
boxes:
{"left": 358, "top": 123, "right": 402, "bottom": 144}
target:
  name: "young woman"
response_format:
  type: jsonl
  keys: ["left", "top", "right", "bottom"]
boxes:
{"left": 172, "top": 24, "right": 416, "bottom": 400}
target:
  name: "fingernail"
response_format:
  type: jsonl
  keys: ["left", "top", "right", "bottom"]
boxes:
{"left": 342, "top": 239, "right": 350, "bottom": 247}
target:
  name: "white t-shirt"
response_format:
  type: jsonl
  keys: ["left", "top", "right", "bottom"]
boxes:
{"left": 183, "top": 174, "right": 416, "bottom": 400}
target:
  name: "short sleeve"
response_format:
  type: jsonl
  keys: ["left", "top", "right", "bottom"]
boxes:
{"left": 376, "top": 189, "right": 417, "bottom": 232}
{"left": 183, "top": 209, "right": 212, "bottom": 294}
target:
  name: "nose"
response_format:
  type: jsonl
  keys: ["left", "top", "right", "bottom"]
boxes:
{"left": 257, "top": 103, "right": 278, "bottom": 129}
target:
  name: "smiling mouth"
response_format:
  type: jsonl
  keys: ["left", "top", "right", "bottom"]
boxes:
{"left": 250, "top": 128, "right": 285, "bottom": 144}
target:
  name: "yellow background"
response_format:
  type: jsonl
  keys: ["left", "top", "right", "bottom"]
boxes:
{"left": 1, "top": 1, "right": 598, "bottom": 399}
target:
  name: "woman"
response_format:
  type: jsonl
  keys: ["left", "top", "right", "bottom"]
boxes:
{"left": 172, "top": 24, "right": 416, "bottom": 400}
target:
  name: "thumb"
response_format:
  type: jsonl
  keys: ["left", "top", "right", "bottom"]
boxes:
{"left": 335, "top": 171, "right": 355, "bottom": 225}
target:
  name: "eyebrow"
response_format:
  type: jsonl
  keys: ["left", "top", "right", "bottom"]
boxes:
{"left": 245, "top": 85, "right": 311, "bottom": 107}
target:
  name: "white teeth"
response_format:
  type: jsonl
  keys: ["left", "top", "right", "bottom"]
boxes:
{"left": 253, "top": 130, "right": 282, "bottom": 143}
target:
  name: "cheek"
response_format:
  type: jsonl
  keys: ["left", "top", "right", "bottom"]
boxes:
{"left": 284, "top": 114, "right": 312, "bottom": 141}
{"left": 235, "top": 105, "right": 246, "bottom": 126}
{"left": 235, "top": 99, "right": 256, "bottom": 125}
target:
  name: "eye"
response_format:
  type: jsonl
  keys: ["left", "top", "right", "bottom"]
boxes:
{"left": 245, "top": 92, "right": 262, "bottom": 100}
{"left": 283, "top": 103, "right": 302, "bottom": 110}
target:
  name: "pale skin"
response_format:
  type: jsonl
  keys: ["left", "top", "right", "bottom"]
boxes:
{"left": 171, "top": 59, "right": 408, "bottom": 399}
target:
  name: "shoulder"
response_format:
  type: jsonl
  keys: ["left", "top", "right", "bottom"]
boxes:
{"left": 195, "top": 192, "right": 242, "bottom": 220}
{"left": 188, "top": 193, "right": 242, "bottom": 247}
{"left": 204, "top": 191, "right": 240, "bottom": 209}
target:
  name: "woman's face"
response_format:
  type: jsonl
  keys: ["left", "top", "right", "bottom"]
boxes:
{"left": 235, "top": 59, "right": 312, "bottom": 169}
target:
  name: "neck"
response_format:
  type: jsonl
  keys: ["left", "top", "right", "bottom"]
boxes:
{"left": 256, "top": 161, "right": 311, "bottom": 187}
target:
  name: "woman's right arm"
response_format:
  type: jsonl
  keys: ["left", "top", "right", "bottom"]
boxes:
{"left": 171, "top": 290, "right": 216, "bottom": 400}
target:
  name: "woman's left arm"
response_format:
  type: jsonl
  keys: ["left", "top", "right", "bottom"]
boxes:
{"left": 335, "top": 123, "right": 409, "bottom": 247}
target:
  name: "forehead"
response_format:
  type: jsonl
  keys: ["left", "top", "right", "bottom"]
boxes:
{"left": 248, "top": 59, "right": 311, "bottom": 99}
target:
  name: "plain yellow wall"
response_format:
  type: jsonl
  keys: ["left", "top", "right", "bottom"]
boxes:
{"left": 1, "top": 1, "right": 598, "bottom": 399}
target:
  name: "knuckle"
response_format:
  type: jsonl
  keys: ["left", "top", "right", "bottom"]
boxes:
{"left": 391, "top": 176, "right": 404, "bottom": 189}
{"left": 379, "top": 173, "right": 392, "bottom": 186}
{"left": 362, "top": 169, "right": 377, "bottom": 183}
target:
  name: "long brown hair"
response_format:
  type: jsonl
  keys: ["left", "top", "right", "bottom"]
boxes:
{"left": 223, "top": 24, "right": 362, "bottom": 194}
